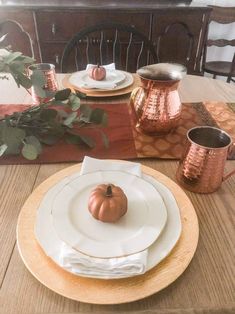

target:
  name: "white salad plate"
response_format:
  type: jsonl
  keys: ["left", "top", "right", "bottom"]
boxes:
{"left": 51, "top": 171, "right": 168, "bottom": 258}
{"left": 35, "top": 171, "right": 182, "bottom": 278}
{"left": 68, "top": 70, "right": 133, "bottom": 91}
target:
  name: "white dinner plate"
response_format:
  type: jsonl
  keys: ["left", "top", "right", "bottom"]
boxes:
{"left": 35, "top": 171, "right": 182, "bottom": 279}
{"left": 69, "top": 70, "right": 134, "bottom": 91}
{"left": 51, "top": 171, "right": 168, "bottom": 258}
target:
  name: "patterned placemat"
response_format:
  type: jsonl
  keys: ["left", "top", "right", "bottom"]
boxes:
{"left": 0, "top": 101, "right": 234, "bottom": 164}
{"left": 132, "top": 101, "right": 235, "bottom": 160}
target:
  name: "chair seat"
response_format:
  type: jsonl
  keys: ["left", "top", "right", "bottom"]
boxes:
{"left": 204, "top": 61, "right": 235, "bottom": 77}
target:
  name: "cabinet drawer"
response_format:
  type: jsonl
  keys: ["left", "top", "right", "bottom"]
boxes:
{"left": 40, "top": 43, "right": 65, "bottom": 71}
{"left": 36, "top": 11, "right": 151, "bottom": 42}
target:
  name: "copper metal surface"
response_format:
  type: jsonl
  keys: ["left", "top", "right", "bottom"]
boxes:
{"left": 130, "top": 64, "right": 186, "bottom": 134}
{"left": 130, "top": 78, "right": 182, "bottom": 134}
{"left": 28, "top": 63, "right": 58, "bottom": 104}
{"left": 176, "top": 126, "right": 235, "bottom": 193}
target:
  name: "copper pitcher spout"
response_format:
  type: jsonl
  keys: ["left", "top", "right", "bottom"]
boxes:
{"left": 130, "top": 63, "right": 186, "bottom": 135}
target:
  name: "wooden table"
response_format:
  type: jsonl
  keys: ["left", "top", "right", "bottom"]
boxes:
{"left": 0, "top": 75, "right": 234, "bottom": 314}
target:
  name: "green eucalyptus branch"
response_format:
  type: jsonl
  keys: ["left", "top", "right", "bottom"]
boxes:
{"left": 0, "top": 47, "right": 108, "bottom": 160}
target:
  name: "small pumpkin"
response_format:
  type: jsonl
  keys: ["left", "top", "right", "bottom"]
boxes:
{"left": 88, "top": 184, "right": 128, "bottom": 223}
{"left": 89, "top": 64, "right": 106, "bottom": 81}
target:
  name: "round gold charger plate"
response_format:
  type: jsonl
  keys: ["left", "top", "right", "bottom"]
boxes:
{"left": 62, "top": 73, "right": 140, "bottom": 97}
{"left": 17, "top": 162, "right": 199, "bottom": 304}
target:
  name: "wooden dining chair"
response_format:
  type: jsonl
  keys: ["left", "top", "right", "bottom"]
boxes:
{"left": 0, "top": 19, "right": 35, "bottom": 58}
{"left": 60, "top": 22, "right": 158, "bottom": 73}
{"left": 202, "top": 6, "right": 235, "bottom": 83}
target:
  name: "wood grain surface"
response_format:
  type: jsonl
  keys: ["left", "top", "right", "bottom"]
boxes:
{"left": 0, "top": 75, "right": 234, "bottom": 313}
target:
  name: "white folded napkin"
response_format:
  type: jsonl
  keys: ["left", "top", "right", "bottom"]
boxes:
{"left": 59, "top": 243, "right": 147, "bottom": 279}
{"left": 58, "top": 156, "right": 148, "bottom": 279}
{"left": 82, "top": 63, "right": 117, "bottom": 90}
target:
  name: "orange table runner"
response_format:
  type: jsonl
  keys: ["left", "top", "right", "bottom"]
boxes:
{"left": 0, "top": 101, "right": 234, "bottom": 164}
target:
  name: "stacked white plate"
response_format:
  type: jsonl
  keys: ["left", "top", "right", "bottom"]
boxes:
{"left": 68, "top": 69, "right": 134, "bottom": 91}
{"left": 35, "top": 162, "right": 182, "bottom": 279}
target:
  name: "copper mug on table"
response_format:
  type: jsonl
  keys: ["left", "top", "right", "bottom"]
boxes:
{"left": 28, "top": 63, "right": 58, "bottom": 104}
{"left": 176, "top": 126, "right": 235, "bottom": 193}
{"left": 130, "top": 63, "right": 186, "bottom": 134}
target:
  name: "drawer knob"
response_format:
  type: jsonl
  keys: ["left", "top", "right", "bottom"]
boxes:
{"left": 55, "top": 54, "right": 60, "bottom": 65}
{"left": 51, "top": 23, "right": 57, "bottom": 35}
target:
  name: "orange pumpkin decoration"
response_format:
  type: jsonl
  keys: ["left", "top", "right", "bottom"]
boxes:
{"left": 89, "top": 64, "right": 106, "bottom": 81}
{"left": 88, "top": 184, "right": 128, "bottom": 223}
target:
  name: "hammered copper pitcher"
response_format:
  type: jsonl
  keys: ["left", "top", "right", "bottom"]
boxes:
{"left": 130, "top": 63, "right": 186, "bottom": 134}
{"left": 176, "top": 126, "right": 235, "bottom": 193}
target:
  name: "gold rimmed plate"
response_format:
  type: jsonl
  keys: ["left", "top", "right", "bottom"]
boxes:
{"left": 17, "top": 162, "right": 199, "bottom": 304}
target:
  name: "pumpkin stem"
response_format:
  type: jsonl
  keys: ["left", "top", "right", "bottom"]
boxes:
{"left": 97, "top": 63, "right": 100, "bottom": 68}
{"left": 106, "top": 184, "right": 113, "bottom": 197}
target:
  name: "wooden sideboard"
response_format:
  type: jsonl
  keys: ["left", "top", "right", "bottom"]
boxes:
{"left": 0, "top": 1, "right": 211, "bottom": 74}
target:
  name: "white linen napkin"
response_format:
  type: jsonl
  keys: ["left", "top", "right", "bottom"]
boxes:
{"left": 82, "top": 63, "right": 117, "bottom": 90}
{"left": 58, "top": 156, "right": 148, "bottom": 279}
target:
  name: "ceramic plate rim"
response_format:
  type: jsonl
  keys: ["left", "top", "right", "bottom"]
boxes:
{"left": 50, "top": 170, "right": 168, "bottom": 258}
{"left": 69, "top": 70, "right": 134, "bottom": 92}
{"left": 34, "top": 170, "right": 182, "bottom": 279}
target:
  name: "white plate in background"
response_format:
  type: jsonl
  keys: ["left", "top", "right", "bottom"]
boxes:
{"left": 69, "top": 70, "right": 133, "bottom": 91}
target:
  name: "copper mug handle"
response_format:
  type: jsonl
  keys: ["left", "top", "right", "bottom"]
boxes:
{"left": 223, "top": 144, "right": 235, "bottom": 181}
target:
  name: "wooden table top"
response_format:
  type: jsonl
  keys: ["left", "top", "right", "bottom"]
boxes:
{"left": 0, "top": 74, "right": 234, "bottom": 314}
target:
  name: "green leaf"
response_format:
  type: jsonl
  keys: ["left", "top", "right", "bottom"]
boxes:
{"left": 100, "top": 131, "right": 109, "bottom": 148}
{"left": 90, "top": 108, "right": 108, "bottom": 126}
{"left": 55, "top": 88, "right": 71, "bottom": 101}
{"left": 46, "top": 121, "right": 65, "bottom": 137}
{"left": 25, "top": 136, "right": 42, "bottom": 154}
{"left": 50, "top": 100, "right": 66, "bottom": 106}
{"left": 14, "top": 72, "right": 32, "bottom": 89}
{"left": 63, "top": 112, "right": 77, "bottom": 126}
{"left": 1, "top": 126, "right": 26, "bottom": 155}
{"left": 4, "top": 51, "right": 22, "bottom": 64}
{"left": 40, "top": 109, "right": 58, "bottom": 121}
{"left": 39, "top": 134, "right": 61, "bottom": 145}
{"left": 69, "top": 94, "right": 80, "bottom": 111}
{"left": 65, "top": 133, "right": 82, "bottom": 145}
{"left": 57, "top": 110, "right": 68, "bottom": 119}
{"left": 0, "top": 144, "right": 8, "bottom": 156}
{"left": 65, "top": 133, "right": 95, "bottom": 148}
{"left": 21, "top": 143, "right": 38, "bottom": 160}
{"left": 80, "top": 103, "right": 92, "bottom": 116}
{"left": 9, "top": 62, "right": 25, "bottom": 73}
{"left": 78, "top": 134, "right": 95, "bottom": 148}
{"left": 16, "top": 55, "right": 35, "bottom": 64}
{"left": 76, "top": 90, "right": 86, "bottom": 99}
{"left": 0, "top": 34, "right": 8, "bottom": 43}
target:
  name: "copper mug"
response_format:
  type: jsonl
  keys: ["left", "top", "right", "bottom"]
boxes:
{"left": 130, "top": 63, "right": 186, "bottom": 134}
{"left": 28, "top": 63, "right": 58, "bottom": 104}
{"left": 176, "top": 126, "right": 235, "bottom": 193}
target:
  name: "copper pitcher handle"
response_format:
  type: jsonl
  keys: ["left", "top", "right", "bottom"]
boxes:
{"left": 129, "top": 86, "right": 145, "bottom": 122}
